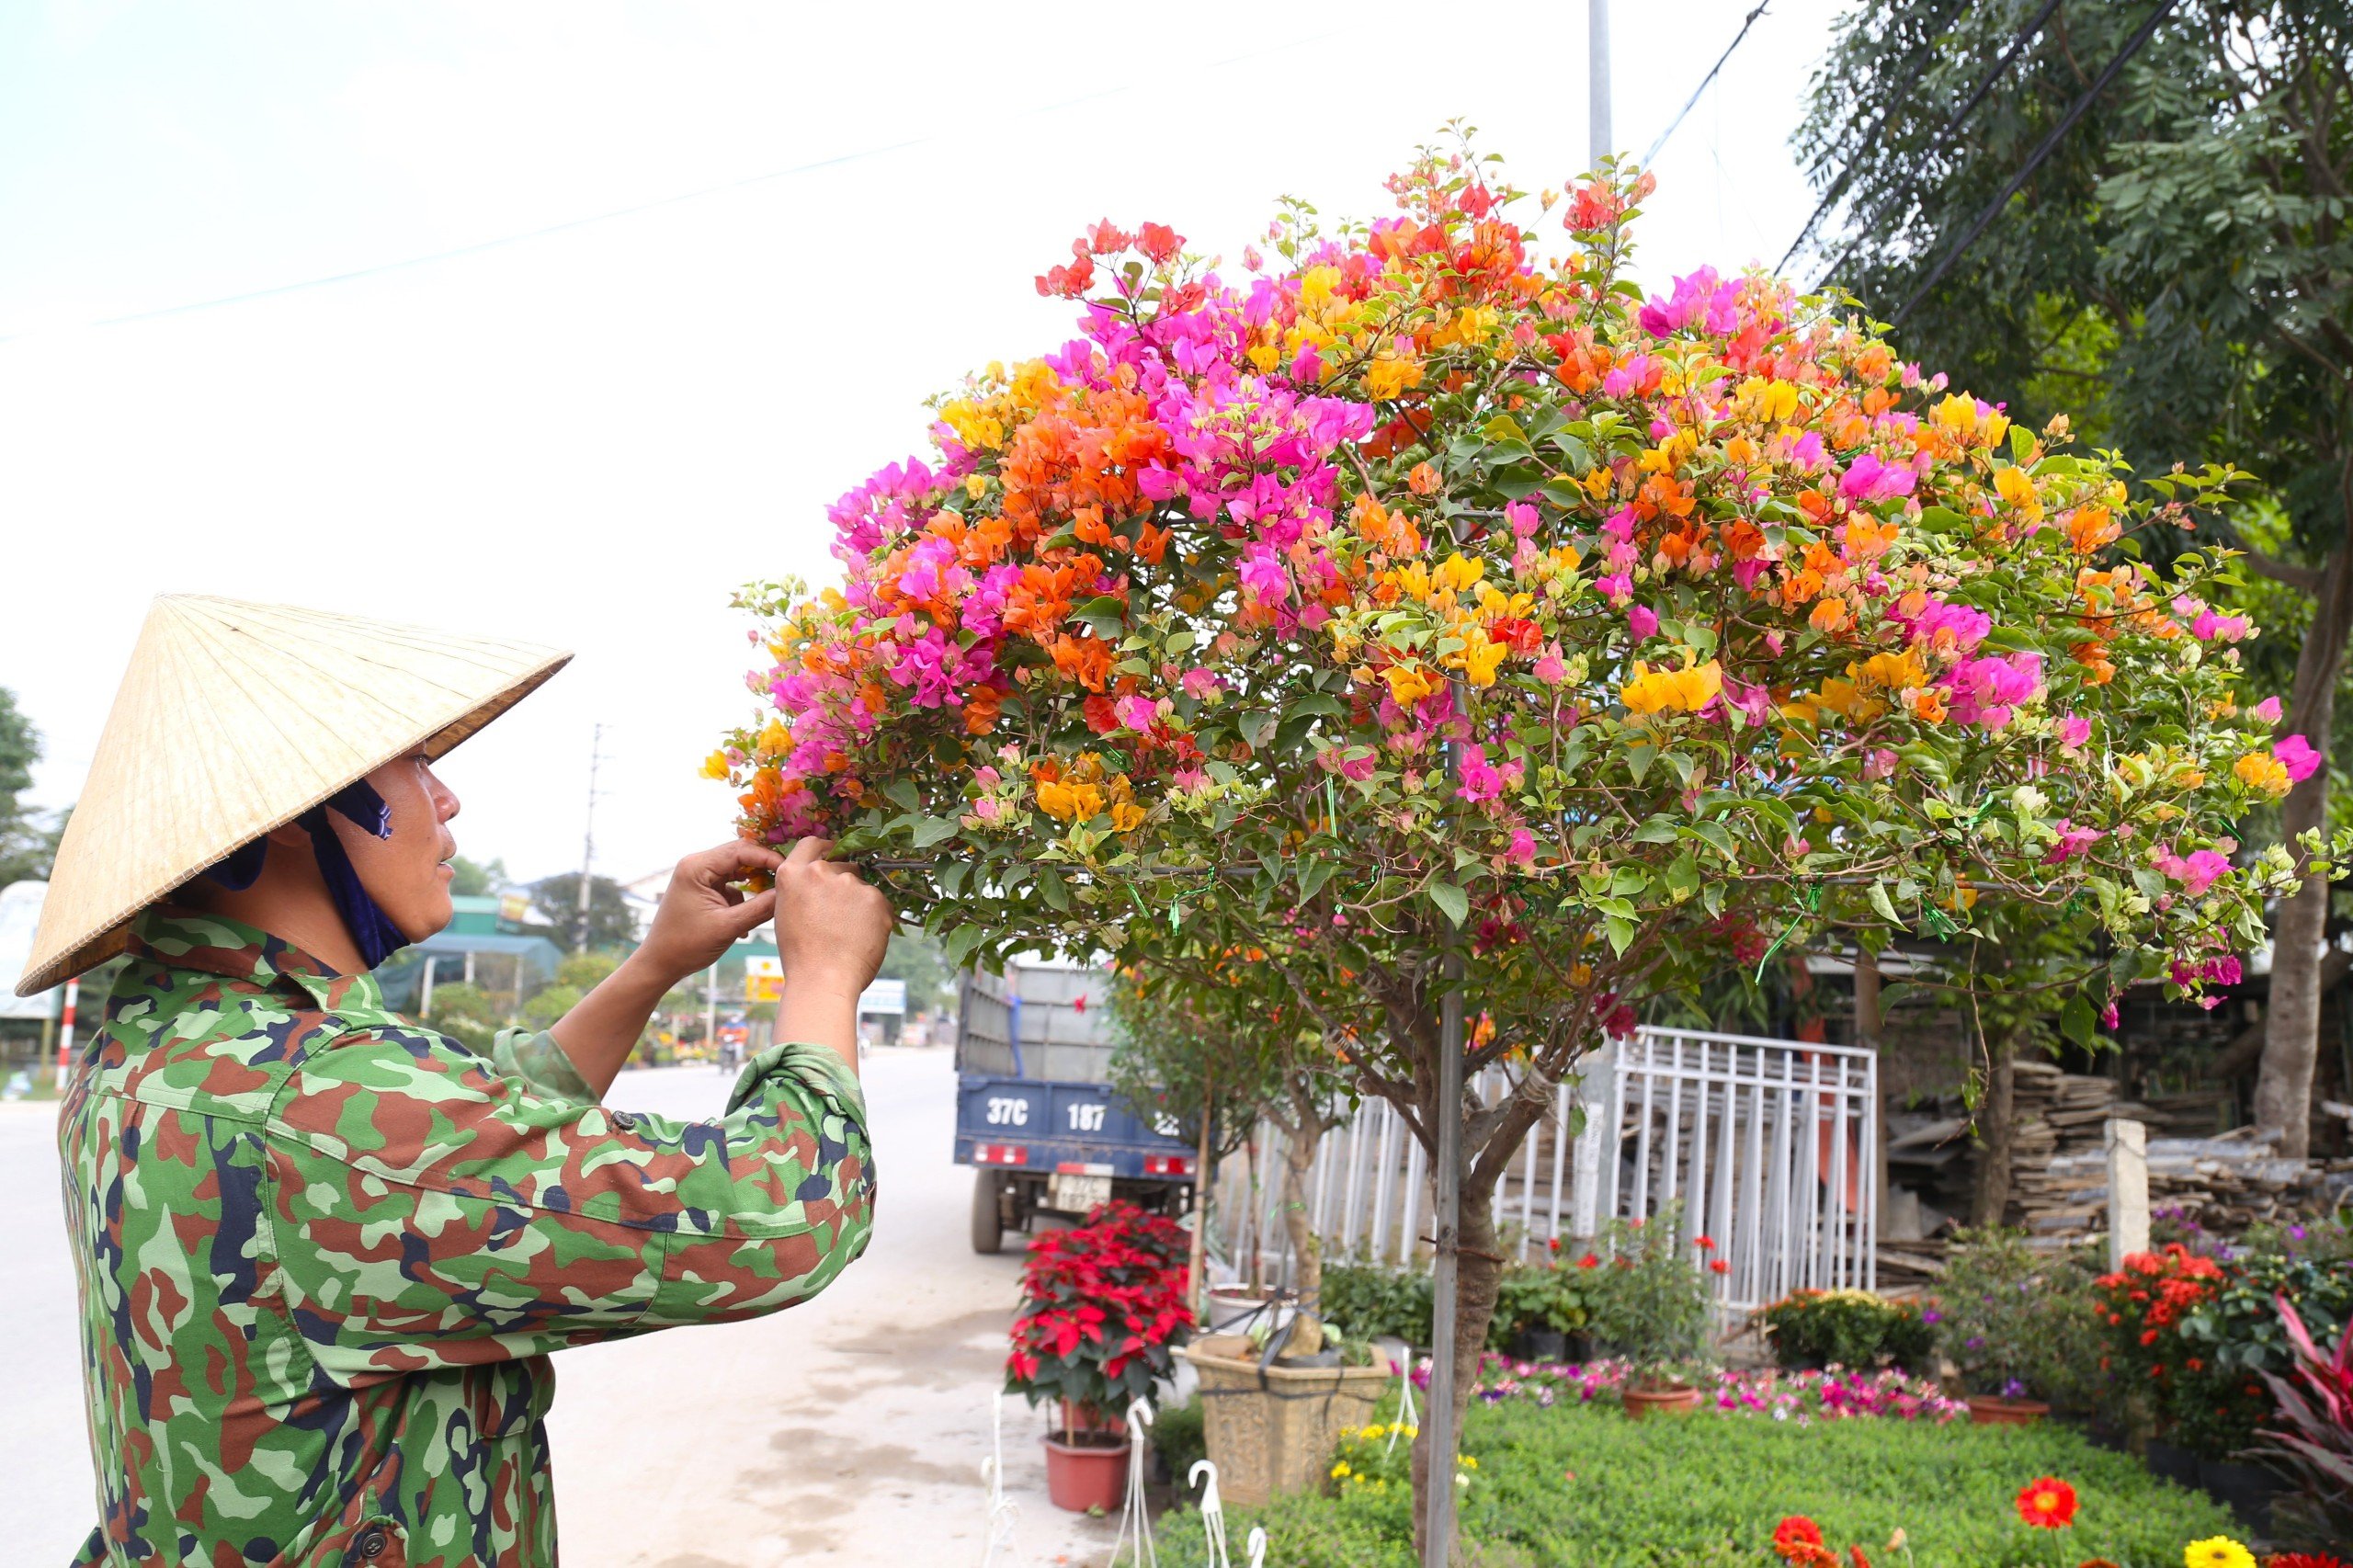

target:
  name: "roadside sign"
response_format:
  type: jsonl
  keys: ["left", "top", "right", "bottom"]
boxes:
{"left": 743, "top": 954, "right": 782, "bottom": 1004}
{"left": 858, "top": 977, "right": 908, "bottom": 1016}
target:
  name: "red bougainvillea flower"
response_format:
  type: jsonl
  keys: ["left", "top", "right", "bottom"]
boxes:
{"left": 1711, "top": 1258, "right": 1732, "bottom": 1275}
{"left": 2015, "top": 1476, "right": 2077, "bottom": 1528}
{"left": 2264, "top": 1558, "right": 2351, "bottom": 1568}
{"left": 1774, "top": 1517, "right": 1826, "bottom": 1561}
{"left": 1694, "top": 1234, "right": 1716, "bottom": 1250}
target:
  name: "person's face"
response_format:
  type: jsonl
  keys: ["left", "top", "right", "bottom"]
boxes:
{"left": 335, "top": 751, "right": 461, "bottom": 941}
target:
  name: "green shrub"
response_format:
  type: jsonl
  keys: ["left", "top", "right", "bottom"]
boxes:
{"left": 1490, "top": 1260, "right": 1592, "bottom": 1347}
{"left": 1152, "top": 1396, "right": 1206, "bottom": 1483}
{"left": 1582, "top": 1203, "right": 1711, "bottom": 1386}
{"left": 1320, "top": 1261, "right": 1434, "bottom": 1347}
{"left": 1937, "top": 1228, "right": 2106, "bottom": 1409}
{"left": 1754, "top": 1289, "right": 1936, "bottom": 1373}
{"left": 1153, "top": 1398, "right": 2238, "bottom": 1567}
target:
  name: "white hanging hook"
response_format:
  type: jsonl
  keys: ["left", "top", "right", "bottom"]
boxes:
{"left": 1190, "top": 1460, "right": 1231, "bottom": 1568}
{"left": 1108, "top": 1399, "right": 1159, "bottom": 1567}
{"left": 1245, "top": 1526, "right": 1268, "bottom": 1568}
{"left": 979, "top": 1392, "right": 1020, "bottom": 1568}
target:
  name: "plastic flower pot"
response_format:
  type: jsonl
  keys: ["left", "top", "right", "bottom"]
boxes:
{"left": 1964, "top": 1394, "right": 2049, "bottom": 1426}
{"left": 1041, "top": 1431, "right": 1130, "bottom": 1513}
{"left": 1057, "top": 1400, "right": 1112, "bottom": 1437}
{"left": 1511, "top": 1328, "right": 1567, "bottom": 1363}
{"left": 1622, "top": 1384, "right": 1702, "bottom": 1419}
{"left": 1180, "top": 1332, "right": 1392, "bottom": 1507}
{"left": 2195, "top": 1457, "right": 2281, "bottom": 1533}
{"left": 1204, "top": 1285, "right": 1296, "bottom": 1336}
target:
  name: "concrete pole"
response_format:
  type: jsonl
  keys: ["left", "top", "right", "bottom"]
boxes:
{"left": 1188, "top": 1081, "right": 1214, "bottom": 1319}
{"left": 1589, "top": 0, "right": 1612, "bottom": 166}
{"left": 1424, "top": 673, "right": 1469, "bottom": 1568}
{"left": 1570, "top": 1039, "right": 1618, "bottom": 1241}
{"left": 2105, "top": 1117, "right": 2150, "bottom": 1269}
{"left": 575, "top": 722, "right": 603, "bottom": 954}
{"left": 419, "top": 956, "right": 438, "bottom": 1019}
{"left": 703, "top": 962, "right": 719, "bottom": 1051}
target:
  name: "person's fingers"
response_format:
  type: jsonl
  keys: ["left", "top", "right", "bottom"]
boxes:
{"left": 783, "top": 835, "right": 833, "bottom": 867}
{"left": 688, "top": 838, "right": 785, "bottom": 880}
{"left": 728, "top": 888, "right": 779, "bottom": 935}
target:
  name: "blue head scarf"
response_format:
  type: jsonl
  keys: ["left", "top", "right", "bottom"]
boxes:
{"left": 200, "top": 778, "right": 409, "bottom": 970}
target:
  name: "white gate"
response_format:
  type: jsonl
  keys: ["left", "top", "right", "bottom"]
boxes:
{"left": 1210, "top": 1025, "right": 1876, "bottom": 1314}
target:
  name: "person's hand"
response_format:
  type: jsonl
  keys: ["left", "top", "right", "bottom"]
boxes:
{"left": 630, "top": 840, "right": 786, "bottom": 990}
{"left": 773, "top": 837, "right": 893, "bottom": 999}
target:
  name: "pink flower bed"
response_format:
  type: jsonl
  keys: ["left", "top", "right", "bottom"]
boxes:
{"left": 1453, "top": 1354, "right": 1968, "bottom": 1425}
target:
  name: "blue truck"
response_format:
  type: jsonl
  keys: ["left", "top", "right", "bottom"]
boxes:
{"left": 956, "top": 959, "right": 1199, "bottom": 1253}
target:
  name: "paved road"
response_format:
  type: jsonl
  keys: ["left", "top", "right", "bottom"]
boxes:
{"left": 3, "top": 1047, "right": 1117, "bottom": 1567}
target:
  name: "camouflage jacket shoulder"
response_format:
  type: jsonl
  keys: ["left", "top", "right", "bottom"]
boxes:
{"left": 59, "top": 907, "right": 875, "bottom": 1568}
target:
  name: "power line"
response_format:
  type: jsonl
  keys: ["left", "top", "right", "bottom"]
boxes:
{"left": 1802, "top": 0, "right": 2063, "bottom": 283}
{"left": 1890, "top": 0, "right": 2183, "bottom": 325}
{"left": 6, "top": 27, "right": 1347, "bottom": 342}
{"left": 1774, "top": 0, "right": 1977, "bottom": 273}
{"left": 1640, "top": 1, "right": 1773, "bottom": 166}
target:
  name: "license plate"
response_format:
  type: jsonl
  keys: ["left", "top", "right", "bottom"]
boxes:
{"left": 1049, "top": 1173, "right": 1112, "bottom": 1213}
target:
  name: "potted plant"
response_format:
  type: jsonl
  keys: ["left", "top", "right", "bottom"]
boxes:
{"left": 1754, "top": 1289, "right": 1936, "bottom": 1373}
{"left": 1006, "top": 1201, "right": 1194, "bottom": 1511}
{"left": 1938, "top": 1227, "right": 2102, "bottom": 1425}
{"left": 1492, "top": 1254, "right": 1592, "bottom": 1363}
{"left": 1586, "top": 1206, "right": 1713, "bottom": 1417}
{"left": 1180, "top": 1318, "right": 1394, "bottom": 1506}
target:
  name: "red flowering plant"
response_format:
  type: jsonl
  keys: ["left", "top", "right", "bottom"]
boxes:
{"left": 713, "top": 135, "right": 2313, "bottom": 1532}
{"left": 1005, "top": 1200, "right": 1194, "bottom": 1442}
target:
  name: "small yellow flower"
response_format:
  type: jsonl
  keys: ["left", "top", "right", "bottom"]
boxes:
{"left": 699, "top": 749, "right": 733, "bottom": 781}
{"left": 2234, "top": 751, "right": 2290, "bottom": 797}
{"left": 1330, "top": 1460, "right": 1350, "bottom": 1479}
{"left": 2183, "top": 1539, "right": 2255, "bottom": 1568}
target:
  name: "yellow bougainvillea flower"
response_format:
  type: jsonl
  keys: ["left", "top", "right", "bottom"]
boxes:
{"left": 1435, "top": 552, "right": 1484, "bottom": 593}
{"left": 1995, "top": 464, "right": 2040, "bottom": 515}
{"left": 1621, "top": 658, "right": 1722, "bottom": 716}
{"left": 1459, "top": 634, "right": 1507, "bottom": 687}
{"left": 1385, "top": 662, "right": 1438, "bottom": 704}
{"left": 699, "top": 749, "right": 733, "bottom": 781}
{"left": 2234, "top": 751, "right": 2291, "bottom": 796}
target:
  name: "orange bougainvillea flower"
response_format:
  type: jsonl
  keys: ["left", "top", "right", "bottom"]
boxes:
{"left": 2015, "top": 1476, "right": 2076, "bottom": 1528}
{"left": 1407, "top": 460, "right": 1441, "bottom": 494}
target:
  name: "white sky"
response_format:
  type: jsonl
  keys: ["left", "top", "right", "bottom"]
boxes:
{"left": 1, "top": 0, "right": 1848, "bottom": 888}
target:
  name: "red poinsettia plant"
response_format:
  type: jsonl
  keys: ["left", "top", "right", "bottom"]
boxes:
{"left": 1005, "top": 1200, "right": 1194, "bottom": 1439}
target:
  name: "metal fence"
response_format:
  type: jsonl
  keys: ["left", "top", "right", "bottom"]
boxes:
{"left": 1210, "top": 1025, "right": 1877, "bottom": 1314}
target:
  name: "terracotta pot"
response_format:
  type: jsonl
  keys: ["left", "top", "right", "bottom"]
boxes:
{"left": 1965, "top": 1394, "right": 2049, "bottom": 1426}
{"left": 1623, "top": 1384, "right": 1701, "bottom": 1419}
{"left": 1041, "top": 1432, "right": 1130, "bottom": 1513}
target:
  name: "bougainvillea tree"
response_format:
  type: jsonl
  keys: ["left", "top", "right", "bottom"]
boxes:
{"left": 713, "top": 138, "right": 2315, "bottom": 1530}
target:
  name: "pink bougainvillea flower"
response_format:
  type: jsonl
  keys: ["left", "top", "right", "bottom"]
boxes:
{"left": 1458, "top": 744, "right": 1505, "bottom": 803}
{"left": 1505, "top": 827, "right": 1536, "bottom": 866}
{"left": 1839, "top": 452, "right": 1917, "bottom": 503}
{"left": 2155, "top": 846, "right": 2232, "bottom": 896}
{"left": 2275, "top": 733, "right": 2322, "bottom": 782}
{"left": 1115, "top": 695, "right": 1159, "bottom": 733}
{"left": 2043, "top": 820, "right": 2105, "bottom": 865}
{"left": 1628, "top": 605, "right": 1659, "bottom": 642}
{"left": 2250, "top": 695, "right": 2282, "bottom": 723}
{"left": 2055, "top": 715, "right": 2091, "bottom": 749}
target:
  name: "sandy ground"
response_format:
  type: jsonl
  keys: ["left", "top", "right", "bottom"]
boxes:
{"left": 3, "top": 1047, "right": 1120, "bottom": 1567}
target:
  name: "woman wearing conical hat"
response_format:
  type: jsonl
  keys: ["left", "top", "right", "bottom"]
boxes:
{"left": 19, "top": 596, "right": 892, "bottom": 1568}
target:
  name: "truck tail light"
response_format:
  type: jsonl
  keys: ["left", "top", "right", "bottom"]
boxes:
{"left": 1144, "top": 1155, "right": 1193, "bottom": 1177}
{"left": 978, "top": 1144, "right": 1027, "bottom": 1165}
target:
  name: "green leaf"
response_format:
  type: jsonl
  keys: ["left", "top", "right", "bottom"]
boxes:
{"left": 907, "top": 816, "right": 961, "bottom": 849}
{"left": 1869, "top": 880, "right": 1901, "bottom": 926}
{"left": 943, "top": 923, "right": 985, "bottom": 967}
{"left": 883, "top": 779, "right": 921, "bottom": 812}
{"left": 1429, "top": 882, "right": 1471, "bottom": 928}
{"left": 2062, "top": 993, "right": 2097, "bottom": 1048}
{"left": 1072, "top": 595, "right": 1128, "bottom": 637}
{"left": 1605, "top": 915, "right": 1637, "bottom": 954}
{"left": 1632, "top": 816, "right": 1680, "bottom": 845}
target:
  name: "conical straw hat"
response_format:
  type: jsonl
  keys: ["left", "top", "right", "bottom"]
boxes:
{"left": 16, "top": 596, "right": 571, "bottom": 996}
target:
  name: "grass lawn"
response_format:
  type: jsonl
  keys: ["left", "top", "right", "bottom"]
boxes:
{"left": 1153, "top": 1399, "right": 2244, "bottom": 1567}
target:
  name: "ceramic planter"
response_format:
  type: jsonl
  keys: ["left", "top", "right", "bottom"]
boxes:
{"left": 1622, "top": 1384, "right": 1701, "bottom": 1419}
{"left": 1964, "top": 1394, "right": 2050, "bottom": 1426}
{"left": 1041, "top": 1432, "right": 1130, "bottom": 1513}
{"left": 1180, "top": 1332, "right": 1393, "bottom": 1507}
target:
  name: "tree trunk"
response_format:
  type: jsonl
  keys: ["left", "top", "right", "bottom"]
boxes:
{"left": 1278, "top": 1118, "right": 1324, "bottom": 1336}
{"left": 1409, "top": 1178, "right": 1505, "bottom": 1564}
{"left": 2258, "top": 542, "right": 2353, "bottom": 1161}
{"left": 1971, "top": 1032, "right": 2018, "bottom": 1228}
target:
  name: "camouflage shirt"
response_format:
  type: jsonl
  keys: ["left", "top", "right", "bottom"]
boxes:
{"left": 58, "top": 909, "right": 875, "bottom": 1568}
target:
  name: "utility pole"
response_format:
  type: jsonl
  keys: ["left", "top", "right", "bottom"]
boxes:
{"left": 1589, "top": 0, "right": 1612, "bottom": 166}
{"left": 575, "top": 722, "right": 605, "bottom": 954}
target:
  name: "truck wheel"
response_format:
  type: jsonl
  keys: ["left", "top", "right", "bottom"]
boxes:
{"left": 972, "top": 1171, "right": 1006, "bottom": 1254}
